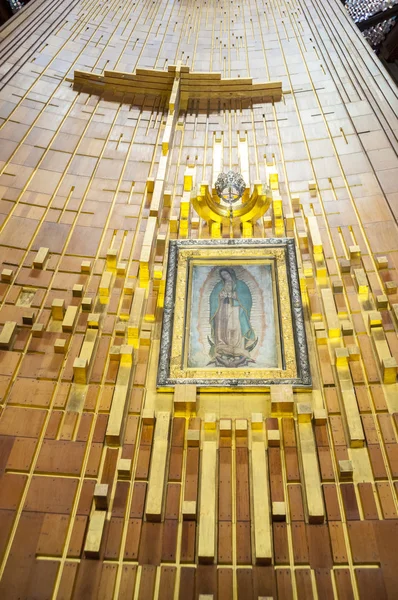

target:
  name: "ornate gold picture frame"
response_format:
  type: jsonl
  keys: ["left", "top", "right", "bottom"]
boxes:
{"left": 158, "top": 239, "right": 311, "bottom": 390}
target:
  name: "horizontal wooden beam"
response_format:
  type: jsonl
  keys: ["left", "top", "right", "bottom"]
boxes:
{"left": 74, "top": 65, "right": 282, "bottom": 103}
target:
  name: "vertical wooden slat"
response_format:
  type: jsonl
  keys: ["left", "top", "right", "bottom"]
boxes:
{"left": 298, "top": 421, "right": 325, "bottom": 523}
{"left": 251, "top": 441, "right": 272, "bottom": 563}
{"left": 198, "top": 441, "right": 217, "bottom": 563}
{"left": 145, "top": 411, "right": 170, "bottom": 521}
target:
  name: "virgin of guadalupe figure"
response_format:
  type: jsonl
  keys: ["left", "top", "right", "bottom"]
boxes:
{"left": 207, "top": 267, "right": 258, "bottom": 367}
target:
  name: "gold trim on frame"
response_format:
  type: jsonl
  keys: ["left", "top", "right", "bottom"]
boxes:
{"left": 169, "top": 246, "right": 296, "bottom": 381}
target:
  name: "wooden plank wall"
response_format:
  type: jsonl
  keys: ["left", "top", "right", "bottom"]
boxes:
{"left": 0, "top": 0, "right": 397, "bottom": 598}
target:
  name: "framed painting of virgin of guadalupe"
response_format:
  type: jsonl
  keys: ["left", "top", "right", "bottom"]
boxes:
{"left": 157, "top": 238, "right": 311, "bottom": 390}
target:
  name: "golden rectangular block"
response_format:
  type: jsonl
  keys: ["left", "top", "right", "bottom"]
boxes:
{"left": 348, "top": 345, "right": 360, "bottom": 361}
{"left": 353, "top": 268, "right": 368, "bottom": 296}
{"left": 338, "top": 459, "right": 353, "bottom": 481}
{"left": 54, "top": 338, "right": 68, "bottom": 354}
{"left": 31, "top": 323, "right": 44, "bottom": 337}
{"left": 156, "top": 236, "right": 167, "bottom": 259}
{"left": 219, "top": 419, "right": 232, "bottom": 436}
{"left": 84, "top": 511, "right": 106, "bottom": 558}
{"left": 109, "top": 346, "right": 121, "bottom": 361}
{"left": 87, "top": 313, "right": 100, "bottom": 328}
{"left": 303, "top": 261, "right": 313, "bottom": 278}
{"left": 238, "top": 136, "right": 250, "bottom": 187}
{"left": 314, "top": 408, "right": 327, "bottom": 424}
{"left": 307, "top": 215, "right": 323, "bottom": 254}
{"left": 62, "top": 306, "right": 78, "bottom": 332}
{"left": 298, "top": 421, "right": 324, "bottom": 523}
{"left": 117, "top": 458, "right": 132, "bottom": 480}
{"left": 263, "top": 216, "right": 272, "bottom": 229}
{"left": 315, "top": 256, "right": 327, "bottom": 279}
{"left": 341, "top": 320, "right": 354, "bottom": 336}
{"left": 115, "top": 323, "right": 126, "bottom": 336}
{"left": 392, "top": 304, "right": 398, "bottom": 325}
{"left": 1, "top": 268, "right": 13, "bottom": 282}
{"left": 149, "top": 183, "right": 163, "bottom": 219}
{"left": 267, "top": 430, "right": 280, "bottom": 447}
{"left": 162, "top": 113, "right": 174, "bottom": 154}
{"left": 106, "top": 248, "right": 118, "bottom": 269}
{"left": 335, "top": 347, "right": 349, "bottom": 366}
{"left": 285, "top": 213, "right": 294, "bottom": 231}
{"left": 124, "top": 281, "right": 135, "bottom": 295}
{"left": 368, "top": 310, "right": 382, "bottom": 328}
{"left": 204, "top": 413, "right": 217, "bottom": 430}
{"left": 291, "top": 195, "right": 300, "bottom": 211}
{"left": 270, "top": 385, "right": 294, "bottom": 414}
{"left": 169, "top": 77, "right": 179, "bottom": 113}
{"left": 174, "top": 384, "right": 197, "bottom": 410}
{"left": 79, "top": 329, "right": 97, "bottom": 366}
{"left": 193, "top": 217, "right": 201, "bottom": 231}
{"left": 297, "top": 403, "right": 312, "bottom": 422}
{"left": 272, "top": 501, "right": 286, "bottom": 521}
{"left": 187, "top": 430, "right": 200, "bottom": 447}
{"left": 22, "top": 312, "right": 35, "bottom": 326}
{"left": 298, "top": 232, "right": 308, "bottom": 250}
{"left": 73, "top": 357, "right": 88, "bottom": 384}
{"left": 51, "top": 299, "right": 65, "bottom": 320}
{"left": 105, "top": 360, "right": 133, "bottom": 445}
{"left": 198, "top": 441, "right": 217, "bottom": 562}
{"left": 72, "top": 284, "right": 84, "bottom": 298}
{"left": 120, "top": 345, "right": 133, "bottom": 364}
{"left": 337, "top": 367, "right": 365, "bottom": 447}
{"left": 0, "top": 321, "right": 16, "bottom": 349}
{"left": 339, "top": 258, "right": 351, "bottom": 273}
{"left": 33, "top": 247, "right": 49, "bottom": 269}
{"left": 376, "top": 294, "right": 388, "bottom": 309}
{"left": 321, "top": 288, "right": 340, "bottom": 337}
{"left": 385, "top": 281, "right": 397, "bottom": 295}
{"left": 184, "top": 166, "right": 195, "bottom": 192}
{"left": 349, "top": 245, "right": 361, "bottom": 259}
{"left": 81, "top": 260, "right": 91, "bottom": 273}
{"left": 342, "top": 389, "right": 365, "bottom": 446}
{"left": 242, "top": 221, "right": 253, "bottom": 238}
{"left": 182, "top": 500, "right": 197, "bottom": 520}
{"left": 142, "top": 409, "right": 155, "bottom": 425}
{"left": 146, "top": 412, "right": 171, "bottom": 521}
{"left": 128, "top": 287, "right": 146, "bottom": 342}
{"left": 251, "top": 413, "right": 263, "bottom": 430}
{"left": 332, "top": 280, "right": 343, "bottom": 293}
{"left": 252, "top": 441, "right": 272, "bottom": 563}
{"left": 81, "top": 297, "right": 92, "bottom": 312}
{"left": 382, "top": 357, "right": 397, "bottom": 384}
{"left": 142, "top": 215, "right": 157, "bottom": 249}
{"left": 94, "top": 483, "right": 109, "bottom": 510}
{"left": 99, "top": 271, "right": 112, "bottom": 297}
{"left": 212, "top": 135, "right": 223, "bottom": 188}
{"left": 148, "top": 178, "right": 163, "bottom": 218}
{"left": 272, "top": 197, "right": 282, "bottom": 216}
{"left": 117, "top": 262, "right": 127, "bottom": 275}
{"left": 376, "top": 256, "right": 388, "bottom": 270}
{"left": 170, "top": 216, "right": 178, "bottom": 233}
{"left": 235, "top": 419, "right": 248, "bottom": 435}
{"left": 316, "top": 329, "right": 328, "bottom": 345}
{"left": 371, "top": 327, "right": 394, "bottom": 381}
{"left": 140, "top": 326, "right": 152, "bottom": 345}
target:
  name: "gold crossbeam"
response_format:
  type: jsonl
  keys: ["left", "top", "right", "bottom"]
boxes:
{"left": 73, "top": 64, "right": 282, "bottom": 103}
